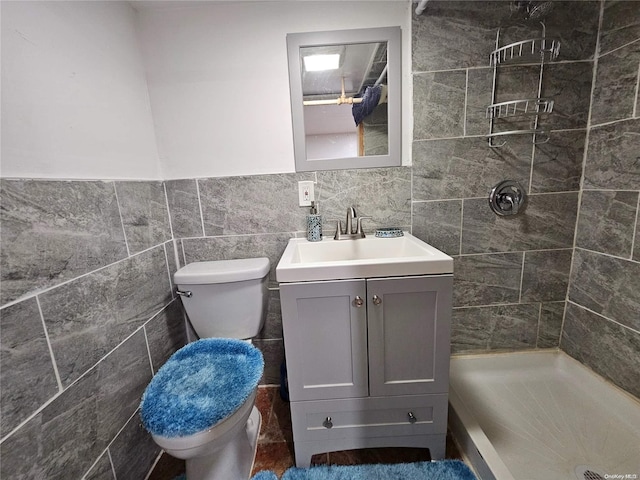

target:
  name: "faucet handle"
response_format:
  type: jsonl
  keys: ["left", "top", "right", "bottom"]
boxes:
{"left": 333, "top": 220, "right": 345, "bottom": 240}
{"left": 356, "top": 216, "right": 372, "bottom": 236}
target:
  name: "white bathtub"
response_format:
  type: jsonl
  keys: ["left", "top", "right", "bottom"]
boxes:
{"left": 448, "top": 351, "right": 640, "bottom": 480}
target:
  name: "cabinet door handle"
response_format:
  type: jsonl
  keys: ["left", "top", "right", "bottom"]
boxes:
{"left": 372, "top": 295, "right": 382, "bottom": 305}
{"left": 322, "top": 416, "right": 333, "bottom": 429}
{"left": 353, "top": 296, "right": 364, "bottom": 307}
{"left": 407, "top": 412, "right": 417, "bottom": 424}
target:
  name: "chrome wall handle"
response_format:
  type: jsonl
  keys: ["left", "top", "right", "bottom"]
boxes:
{"left": 323, "top": 417, "right": 333, "bottom": 429}
{"left": 372, "top": 295, "right": 382, "bottom": 305}
{"left": 353, "top": 296, "right": 364, "bottom": 307}
{"left": 176, "top": 289, "right": 192, "bottom": 298}
{"left": 489, "top": 180, "right": 526, "bottom": 216}
{"left": 407, "top": 412, "right": 417, "bottom": 424}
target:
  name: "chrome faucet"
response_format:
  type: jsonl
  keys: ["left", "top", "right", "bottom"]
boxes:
{"left": 334, "top": 207, "right": 372, "bottom": 240}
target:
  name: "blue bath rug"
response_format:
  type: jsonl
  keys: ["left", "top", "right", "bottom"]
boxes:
{"left": 140, "top": 338, "right": 264, "bottom": 437}
{"left": 252, "top": 460, "right": 476, "bottom": 480}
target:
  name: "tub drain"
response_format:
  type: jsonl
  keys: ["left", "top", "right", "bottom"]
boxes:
{"left": 575, "top": 465, "right": 605, "bottom": 480}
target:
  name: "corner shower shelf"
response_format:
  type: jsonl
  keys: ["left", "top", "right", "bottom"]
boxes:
{"left": 487, "top": 23, "right": 560, "bottom": 148}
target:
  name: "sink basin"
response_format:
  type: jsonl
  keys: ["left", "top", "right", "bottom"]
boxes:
{"left": 276, "top": 232, "right": 453, "bottom": 282}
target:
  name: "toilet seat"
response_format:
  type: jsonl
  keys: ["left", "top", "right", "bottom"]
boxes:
{"left": 140, "top": 338, "right": 264, "bottom": 438}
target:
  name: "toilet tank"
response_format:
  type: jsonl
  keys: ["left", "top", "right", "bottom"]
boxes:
{"left": 173, "top": 258, "right": 270, "bottom": 339}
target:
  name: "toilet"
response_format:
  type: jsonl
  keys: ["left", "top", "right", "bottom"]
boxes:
{"left": 140, "top": 258, "right": 270, "bottom": 480}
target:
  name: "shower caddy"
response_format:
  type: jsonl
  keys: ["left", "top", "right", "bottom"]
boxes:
{"left": 487, "top": 22, "right": 561, "bottom": 147}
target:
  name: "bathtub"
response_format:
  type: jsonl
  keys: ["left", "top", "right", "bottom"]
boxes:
{"left": 448, "top": 351, "right": 640, "bottom": 480}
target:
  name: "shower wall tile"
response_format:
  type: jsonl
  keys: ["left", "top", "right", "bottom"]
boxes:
{"left": 538, "top": 301, "right": 564, "bottom": 348}
{"left": 181, "top": 233, "right": 291, "bottom": 284}
{"left": 600, "top": 1, "right": 640, "bottom": 57}
{"left": 164, "top": 240, "right": 178, "bottom": 293}
{"left": 110, "top": 415, "right": 159, "bottom": 480}
{"left": 576, "top": 190, "right": 639, "bottom": 258}
{"left": 452, "top": 253, "right": 523, "bottom": 307}
{"left": 0, "top": 298, "right": 59, "bottom": 438}
{"left": 451, "top": 303, "right": 540, "bottom": 354}
{"left": 39, "top": 246, "right": 171, "bottom": 386}
{"left": 569, "top": 248, "right": 640, "bottom": 332}
{"left": 0, "top": 368, "right": 101, "bottom": 479}
{"left": 0, "top": 179, "right": 127, "bottom": 304}
{"left": 145, "top": 301, "right": 188, "bottom": 373}
{"left": 590, "top": 42, "right": 640, "bottom": 125}
{"left": 539, "top": 62, "right": 594, "bottom": 131}
{"left": 84, "top": 451, "right": 115, "bottom": 480}
{"left": 95, "top": 329, "right": 152, "bottom": 446}
{"left": 530, "top": 130, "right": 585, "bottom": 193}
{"left": 316, "top": 167, "right": 412, "bottom": 232}
{"left": 583, "top": 119, "right": 640, "bottom": 190}
{"left": 538, "top": 2, "right": 600, "bottom": 62}
{"left": 412, "top": 200, "right": 462, "bottom": 256}
{"left": 413, "top": 71, "right": 466, "bottom": 140}
{"left": 521, "top": 249, "right": 572, "bottom": 303}
{"left": 253, "top": 338, "right": 284, "bottom": 385}
{"left": 116, "top": 181, "right": 171, "bottom": 255}
{"left": 562, "top": 302, "right": 640, "bottom": 399}
{"left": 634, "top": 223, "right": 640, "bottom": 261}
{"left": 461, "top": 193, "right": 578, "bottom": 254}
{"left": 412, "top": 136, "right": 532, "bottom": 201}
{"left": 465, "top": 67, "right": 493, "bottom": 136}
{"left": 198, "top": 173, "right": 314, "bottom": 236}
{"left": 165, "top": 179, "right": 204, "bottom": 238}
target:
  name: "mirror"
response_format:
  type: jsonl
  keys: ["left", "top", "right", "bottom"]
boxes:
{"left": 287, "top": 27, "right": 401, "bottom": 172}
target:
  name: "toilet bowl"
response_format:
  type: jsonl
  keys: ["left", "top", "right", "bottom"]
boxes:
{"left": 140, "top": 258, "right": 270, "bottom": 480}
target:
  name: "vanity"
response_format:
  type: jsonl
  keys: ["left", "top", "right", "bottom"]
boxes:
{"left": 276, "top": 232, "right": 453, "bottom": 466}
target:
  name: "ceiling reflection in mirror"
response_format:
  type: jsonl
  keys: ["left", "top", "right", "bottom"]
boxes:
{"left": 287, "top": 27, "right": 401, "bottom": 172}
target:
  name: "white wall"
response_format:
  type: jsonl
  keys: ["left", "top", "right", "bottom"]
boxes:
{"left": 135, "top": 1, "right": 411, "bottom": 179}
{"left": 1, "top": 1, "right": 160, "bottom": 180}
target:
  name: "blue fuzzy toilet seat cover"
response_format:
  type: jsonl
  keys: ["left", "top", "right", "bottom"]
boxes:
{"left": 140, "top": 338, "right": 264, "bottom": 438}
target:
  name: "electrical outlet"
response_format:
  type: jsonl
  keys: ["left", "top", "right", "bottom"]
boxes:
{"left": 298, "top": 181, "right": 315, "bottom": 207}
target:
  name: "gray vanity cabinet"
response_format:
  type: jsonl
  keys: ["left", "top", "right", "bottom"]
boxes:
{"left": 280, "top": 274, "right": 453, "bottom": 467}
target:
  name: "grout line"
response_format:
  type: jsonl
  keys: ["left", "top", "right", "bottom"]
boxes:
{"left": 142, "top": 325, "right": 156, "bottom": 376}
{"left": 195, "top": 178, "right": 206, "bottom": 237}
{"left": 162, "top": 242, "right": 175, "bottom": 299}
{"left": 576, "top": 245, "right": 640, "bottom": 265}
{"left": 112, "top": 182, "right": 131, "bottom": 257}
{"left": 107, "top": 449, "right": 118, "bottom": 480}
{"left": 453, "top": 301, "right": 542, "bottom": 310}
{"left": 535, "top": 302, "right": 542, "bottom": 349}
{"left": 598, "top": 37, "right": 640, "bottom": 58}
{"left": 630, "top": 194, "right": 640, "bottom": 260}
{"left": 412, "top": 127, "right": 588, "bottom": 144}
{"left": 589, "top": 114, "right": 638, "bottom": 129}
{"left": 162, "top": 182, "right": 175, "bottom": 241}
{"left": 459, "top": 199, "right": 464, "bottom": 256}
{"left": 518, "top": 252, "right": 526, "bottom": 304}
{"left": 463, "top": 69, "right": 468, "bottom": 138}
{"left": 411, "top": 58, "right": 595, "bottom": 76}
{"left": 566, "top": 300, "right": 640, "bottom": 336}
{"left": 36, "top": 296, "right": 63, "bottom": 392}
{"left": 634, "top": 61, "right": 640, "bottom": 118}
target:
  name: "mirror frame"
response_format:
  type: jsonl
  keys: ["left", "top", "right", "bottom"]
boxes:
{"left": 287, "top": 26, "right": 401, "bottom": 172}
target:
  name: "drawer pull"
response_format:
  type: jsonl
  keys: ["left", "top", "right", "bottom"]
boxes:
{"left": 354, "top": 296, "right": 364, "bottom": 307}
{"left": 372, "top": 295, "right": 382, "bottom": 305}
{"left": 322, "top": 416, "right": 333, "bottom": 429}
{"left": 407, "top": 412, "right": 417, "bottom": 424}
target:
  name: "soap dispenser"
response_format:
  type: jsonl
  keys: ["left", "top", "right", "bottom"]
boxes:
{"left": 306, "top": 201, "right": 322, "bottom": 242}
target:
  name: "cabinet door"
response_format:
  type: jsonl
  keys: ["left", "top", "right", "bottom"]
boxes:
{"left": 281, "top": 279, "right": 368, "bottom": 401}
{"left": 367, "top": 275, "right": 453, "bottom": 397}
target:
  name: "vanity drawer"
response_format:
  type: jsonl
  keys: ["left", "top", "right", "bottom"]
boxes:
{"left": 290, "top": 394, "right": 448, "bottom": 442}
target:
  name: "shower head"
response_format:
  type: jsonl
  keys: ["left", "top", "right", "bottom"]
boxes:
{"left": 511, "top": 1, "right": 555, "bottom": 20}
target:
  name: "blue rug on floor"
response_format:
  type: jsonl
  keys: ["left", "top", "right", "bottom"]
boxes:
{"left": 251, "top": 460, "right": 476, "bottom": 480}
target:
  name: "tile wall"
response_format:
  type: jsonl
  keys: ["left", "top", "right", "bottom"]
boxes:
{"left": 0, "top": 180, "right": 187, "bottom": 478}
{"left": 563, "top": 1, "right": 640, "bottom": 398}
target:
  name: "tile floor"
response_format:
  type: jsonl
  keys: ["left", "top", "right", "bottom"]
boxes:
{"left": 149, "top": 385, "right": 464, "bottom": 479}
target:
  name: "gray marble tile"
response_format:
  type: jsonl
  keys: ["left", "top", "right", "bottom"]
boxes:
{"left": 538, "top": 301, "right": 565, "bottom": 349}
{"left": 164, "top": 240, "right": 178, "bottom": 296}
{"left": 256, "top": 288, "right": 283, "bottom": 341}
{"left": 465, "top": 67, "right": 493, "bottom": 137}
{"left": 635, "top": 221, "right": 640, "bottom": 261}
{"left": 562, "top": 302, "right": 640, "bottom": 399}
{"left": 453, "top": 253, "right": 523, "bottom": 307}
{"left": 165, "top": 179, "right": 203, "bottom": 238}
{"left": 84, "top": 450, "right": 115, "bottom": 480}
{"left": 0, "top": 180, "right": 127, "bottom": 305}
{"left": 198, "top": 173, "right": 314, "bottom": 236}
{"left": 363, "top": 125, "right": 389, "bottom": 156}
{"left": 145, "top": 301, "right": 187, "bottom": 373}
{"left": 461, "top": 193, "right": 578, "bottom": 254}
{"left": 115, "top": 181, "right": 171, "bottom": 255}
{"left": 583, "top": 119, "right": 640, "bottom": 190}
{"left": 110, "top": 414, "right": 159, "bottom": 480}
{"left": 591, "top": 42, "right": 640, "bottom": 126}
{"left": 521, "top": 249, "right": 572, "bottom": 302}
{"left": 182, "top": 233, "right": 291, "bottom": 284}
{"left": 451, "top": 303, "right": 540, "bottom": 354}
{"left": 0, "top": 368, "right": 101, "bottom": 479}
{"left": 569, "top": 249, "right": 640, "bottom": 332}
{"left": 413, "top": 71, "right": 466, "bottom": 140}
{"left": 96, "top": 329, "right": 152, "bottom": 445}
{"left": 412, "top": 200, "right": 462, "bottom": 256}
{"left": 539, "top": 62, "right": 594, "bottom": 131}
{"left": 252, "top": 338, "right": 284, "bottom": 385}
{"left": 600, "top": 1, "right": 640, "bottom": 55}
{"left": 0, "top": 298, "right": 59, "bottom": 438}
{"left": 316, "top": 167, "right": 411, "bottom": 233}
{"left": 576, "top": 190, "right": 639, "bottom": 257}
{"left": 412, "top": 136, "right": 532, "bottom": 201}
{"left": 531, "top": 130, "right": 586, "bottom": 193}
{"left": 40, "top": 246, "right": 171, "bottom": 386}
